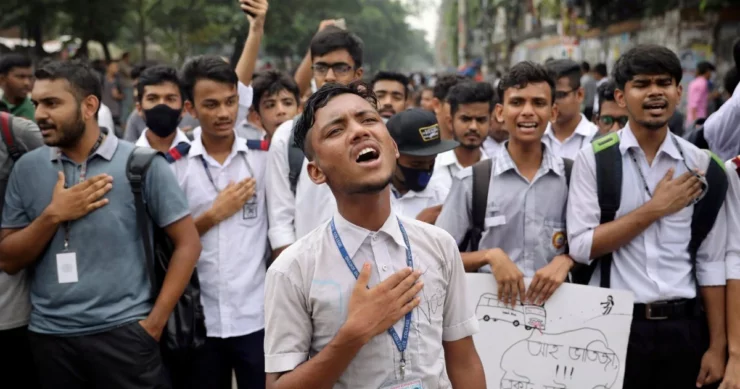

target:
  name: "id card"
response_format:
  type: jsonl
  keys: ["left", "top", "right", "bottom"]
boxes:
{"left": 243, "top": 196, "right": 258, "bottom": 220}
{"left": 56, "top": 252, "right": 79, "bottom": 284}
{"left": 380, "top": 379, "right": 423, "bottom": 389}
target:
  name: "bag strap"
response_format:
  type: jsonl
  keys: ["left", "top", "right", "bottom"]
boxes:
{"left": 0, "top": 112, "right": 22, "bottom": 162}
{"left": 562, "top": 157, "right": 573, "bottom": 186}
{"left": 591, "top": 132, "right": 622, "bottom": 287}
{"left": 458, "top": 158, "right": 493, "bottom": 252}
{"left": 126, "top": 147, "right": 161, "bottom": 294}
{"left": 688, "top": 151, "right": 728, "bottom": 260}
{"left": 287, "top": 131, "right": 304, "bottom": 195}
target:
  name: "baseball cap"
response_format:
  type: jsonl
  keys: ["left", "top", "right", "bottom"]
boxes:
{"left": 386, "top": 109, "right": 459, "bottom": 157}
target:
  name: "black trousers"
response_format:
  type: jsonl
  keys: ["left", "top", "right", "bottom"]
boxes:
{"left": 28, "top": 321, "right": 170, "bottom": 389}
{"left": 0, "top": 326, "right": 41, "bottom": 389}
{"left": 191, "top": 330, "right": 266, "bottom": 389}
{"left": 624, "top": 316, "right": 718, "bottom": 389}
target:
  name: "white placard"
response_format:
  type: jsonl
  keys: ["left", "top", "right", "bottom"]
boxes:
{"left": 466, "top": 273, "right": 634, "bottom": 389}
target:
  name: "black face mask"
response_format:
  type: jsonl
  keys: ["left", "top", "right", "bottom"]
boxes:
{"left": 398, "top": 164, "right": 433, "bottom": 192}
{"left": 144, "top": 104, "right": 182, "bottom": 137}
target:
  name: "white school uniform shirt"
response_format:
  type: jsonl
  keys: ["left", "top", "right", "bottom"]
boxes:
{"left": 135, "top": 128, "right": 191, "bottom": 149}
{"left": 171, "top": 131, "right": 268, "bottom": 338}
{"left": 265, "top": 119, "right": 336, "bottom": 249}
{"left": 264, "top": 210, "right": 478, "bottom": 388}
{"left": 566, "top": 125, "right": 727, "bottom": 303}
{"left": 431, "top": 148, "right": 489, "bottom": 200}
{"left": 724, "top": 158, "right": 740, "bottom": 280}
{"left": 390, "top": 180, "right": 447, "bottom": 220}
{"left": 481, "top": 137, "right": 505, "bottom": 158}
{"left": 97, "top": 103, "right": 115, "bottom": 134}
{"left": 542, "top": 114, "right": 598, "bottom": 160}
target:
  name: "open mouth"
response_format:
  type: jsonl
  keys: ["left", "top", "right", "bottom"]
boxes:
{"left": 355, "top": 146, "right": 380, "bottom": 164}
{"left": 643, "top": 101, "right": 668, "bottom": 115}
{"left": 516, "top": 122, "right": 538, "bottom": 133}
{"left": 379, "top": 110, "right": 395, "bottom": 118}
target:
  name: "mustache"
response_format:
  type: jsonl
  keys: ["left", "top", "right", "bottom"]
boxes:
{"left": 463, "top": 130, "right": 482, "bottom": 137}
{"left": 37, "top": 119, "right": 56, "bottom": 129}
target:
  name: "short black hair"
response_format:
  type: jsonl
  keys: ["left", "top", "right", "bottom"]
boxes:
{"left": 310, "top": 27, "right": 364, "bottom": 69}
{"left": 612, "top": 45, "right": 682, "bottom": 90}
{"left": 371, "top": 71, "right": 410, "bottom": 99}
{"left": 546, "top": 59, "right": 582, "bottom": 89}
{"left": 734, "top": 38, "right": 740, "bottom": 70}
{"left": 696, "top": 61, "right": 716, "bottom": 75}
{"left": 433, "top": 73, "right": 468, "bottom": 101}
{"left": 131, "top": 63, "right": 152, "bottom": 81}
{"left": 597, "top": 79, "right": 618, "bottom": 112}
{"left": 724, "top": 68, "right": 739, "bottom": 96}
{"left": 251, "top": 70, "right": 300, "bottom": 113}
{"left": 293, "top": 81, "right": 377, "bottom": 160}
{"left": 136, "top": 65, "right": 184, "bottom": 103}
{"left": 0, "top": 54, "right": 32, "bottom": 75}
{"left": 581, "top": 61, "right": 591, "bottom": 73}
{"left": 594, "top": 63, "right": 607, "bottom": 78}
{"left": 35, "top": 60, "right": 102, "bottom": 115}
{"left": 447, "top": 81, "right": 495, "bottom": 117}
{"left": 497, "top": 61, "right": 556, "bottom": 104}
{"left": 179, "top": 55, "right": 238, "bottom": 102}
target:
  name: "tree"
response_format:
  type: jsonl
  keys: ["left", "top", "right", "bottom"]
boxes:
{"left": 0, "top": 0, "right": 65, "bottom": 58}
{"left": 60, "top": 0, "right": 132, "bottom": 60}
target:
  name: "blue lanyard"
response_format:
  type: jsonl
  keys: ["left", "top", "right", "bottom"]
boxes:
{"left": 330, "top": 217, "right": 413, "bottom": 379}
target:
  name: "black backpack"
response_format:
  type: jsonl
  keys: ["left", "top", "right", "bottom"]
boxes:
{"left": 458, "top": 157, "right": 573, "bottom": 252}
{"left": 126, "top": 147, "right": 206, "bottom": 352}
{"left": 571, "top": 132, "right": 728, "bottom": 286}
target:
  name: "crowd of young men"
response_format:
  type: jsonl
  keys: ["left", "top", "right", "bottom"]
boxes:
{"left": 1, "top": 0, "right": 740, "bottom": 387}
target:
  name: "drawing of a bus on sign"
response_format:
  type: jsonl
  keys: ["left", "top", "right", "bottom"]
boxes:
{"left": 476, "top": 293, "right": 547, "bottom": 330}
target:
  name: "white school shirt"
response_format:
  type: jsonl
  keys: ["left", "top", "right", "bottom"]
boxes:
{"left": 135, "top": 128, "right": 191, "bottom": 149}
{"left": 481, "top": 137, "right": 505, "bottom": 159}
{"left": 431, "top": 148, "right": 489, "bottom": 200}
{"left": 264, "top": 210, "right": 478, "bottom": 388}
{"left": 566, "top": 126, "right": 727, "bottom": 303}
{"left": 390, "top": 180, "right": 447, "bottom": 220}
{"left": 171, "top": 131, "right": 268, "bottom": 338}
{"left": 265, "top": 119, "right": 336, "bottom": 249}
{"left": 724, "top": 158, "right": 740, "bottom": 280}
{"left": 542, "top": 114, "right": 598, "bottom": 160}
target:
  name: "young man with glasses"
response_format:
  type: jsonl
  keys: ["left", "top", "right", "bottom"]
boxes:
{"left": 542, "top": 59, "right": 598, "bottom": 160}
{"left": 594, "top": 79, "right": 629, "bottom": 135}
{"left": 266, "top": 26, "right": 364, "bottom": 259}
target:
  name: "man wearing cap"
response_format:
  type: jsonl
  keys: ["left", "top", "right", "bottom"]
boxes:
{"left": 387, "top": 109, "right": 458, "bottom": 224}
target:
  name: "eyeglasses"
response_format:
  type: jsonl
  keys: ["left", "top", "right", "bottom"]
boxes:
{"left": 599, "top": 115, "right": 629, "bottom": 128}
{"left": 554, "top": 89, "right": 576, "bottom": 100}
{"left": 311, "top": 63, "right": 354, "bottom": 76}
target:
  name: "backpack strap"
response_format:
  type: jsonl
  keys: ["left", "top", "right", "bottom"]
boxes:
{"left": 126, "top": 147, "right": 161, "bottom": 294}
{"left": 562, "top": 158, "right": 573, "bottom": 186}
{"left": 572, "top": 132, "right": 622, "bottom": 287}
{"left": 247, "top": 139, "right": 270, "bottom": 151}
{"left": 459, "top": 158, "right": 493, "bottom": 252}
{"left": 287, "top": 131, "right": 305, "bottom": 195}
{"left": 0, "top": 112, "right": 22, "bottom": 162}
{"left": 688, "top": 151, "right": 728, "bottom": 260}
{"left": 164, "top": 142, "right": 191, "bottom": 164}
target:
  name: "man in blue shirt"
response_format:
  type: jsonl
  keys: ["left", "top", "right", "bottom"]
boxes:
{"left": 0, "top": 60, "right": 202, "bottom": 389}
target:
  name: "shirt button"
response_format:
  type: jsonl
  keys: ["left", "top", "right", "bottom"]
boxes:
{"left": 382, "top": 265, "right": 388, "bottom": 271}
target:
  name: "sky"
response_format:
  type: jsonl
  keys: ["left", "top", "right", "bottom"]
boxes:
{"left": 403, "top": 0, "right": 440, "bottom": 45}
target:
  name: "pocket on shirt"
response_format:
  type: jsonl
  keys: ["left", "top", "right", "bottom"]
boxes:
{"left": 541, "top": 220, "right": 567, "bottom": 256}
{"left": 661, "top": 206, "right": 693, "bottom": 244}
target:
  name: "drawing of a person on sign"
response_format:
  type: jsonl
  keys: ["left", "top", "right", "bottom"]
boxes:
{"left": 601, "top": 295, "right": 614, "bottom": 315}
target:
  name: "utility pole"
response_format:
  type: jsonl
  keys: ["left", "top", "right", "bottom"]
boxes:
{"left": 458, "top": 0, "right": 467, "bottom": 67}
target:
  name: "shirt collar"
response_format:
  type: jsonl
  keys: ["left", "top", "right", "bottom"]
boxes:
{"left": 618, "top": 125, "right": 683, "bottom": 161}
{"left": 136, "top": 128, "right": 191, "bottom": 149}
{"left": 544, "top": 114, "right": 596, "bottom": 140}
{"left": 49, "top": 127, "right": 118, "bottom": 161}
{"left": 492, "top": 141, "right": 564, "bottom": 177}
{"left": 435, "top": 147, "right": 489, "bottom": 169}
{"left": 188, "top": 129, "right": 248, "bottom": 159}
{"left": 331, "top": 209, "right": 408, "bottom": 259}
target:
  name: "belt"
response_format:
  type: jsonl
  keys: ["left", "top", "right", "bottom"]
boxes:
{"left": 633, "top": 299, "right": 697, "bottom": 321}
